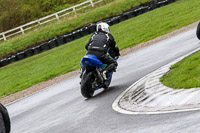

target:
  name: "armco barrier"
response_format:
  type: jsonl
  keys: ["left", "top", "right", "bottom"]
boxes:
{"left": 0, "top": 0, "right": 177, "bottom": 68}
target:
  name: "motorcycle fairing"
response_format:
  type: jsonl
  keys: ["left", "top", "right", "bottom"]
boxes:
{"left": 81, "top": 54, "right": 103, "bottom": 68}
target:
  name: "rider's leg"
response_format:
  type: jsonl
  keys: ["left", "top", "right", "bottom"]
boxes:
{"left": 99, "top": 54, "right": 118, "bottom": 80}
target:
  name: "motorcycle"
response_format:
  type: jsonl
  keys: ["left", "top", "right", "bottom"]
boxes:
{"left": 80, "top": 54, "right": 116, "bottom": 98}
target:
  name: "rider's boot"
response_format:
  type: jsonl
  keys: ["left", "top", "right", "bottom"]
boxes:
{"left": 95, "top": 70, "right": 104, "bottom": 84}
{"left": 102, "top": 71, "right": 107, "bottom": 80}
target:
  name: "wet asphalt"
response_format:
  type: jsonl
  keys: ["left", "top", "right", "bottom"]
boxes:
{"left": 6, "top": 27, "right": 200, "bottom": 133}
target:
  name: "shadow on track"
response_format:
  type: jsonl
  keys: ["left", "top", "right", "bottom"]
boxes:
{"left": 84, "top": 83, "right": 130, "bottom": 100}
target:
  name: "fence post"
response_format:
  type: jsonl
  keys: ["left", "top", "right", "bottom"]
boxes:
{"left": 20, "top": 27, "right": 25, "bottom": 34}
{"left": 89, "top": 0, "right": 94, "bottom": 7}
{"left": 38, "top": 19, "right": 41, "bottom": 25}
{"left": 55, "top": 13, "right": 59, "bottom": 20}
{"left": 2, "top": 33, "right": 6, "bottom": 41}
{"left": 73, "top": 7, "right": 77, "bottom": 14}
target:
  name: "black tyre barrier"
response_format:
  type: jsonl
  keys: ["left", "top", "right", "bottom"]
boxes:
{"left": 156, "top": 0, "right": 169, "bottom": 7}
{"left": 56, "top": 36, "right": 65, "bottom": 45}
{"left": 7, "top": 55, "right": 17, "bottom": 63}
{"left": 149, "top": 2, "right": 159, "bottom": 10}
{"left": 0, "top": 0, "right": 177, "bottom": 68}
{"left": 103, "top": 18, "right": 113, "bottom": 26}
{"left": 101, "top": 16, "right": 114, "bottom": 26}
{"left": 0, "top": 59, "right": 9, "bottom": 67}
{"left": 24, "top": 48, "right": 34, "bottom": 57}
{"left": 123, "top": 10, "right": 137, "bottom": 19}
{"left": 118, "top": 14, "right": 128, "bottom": 22}
{"left": 16, "top": 51, "right": 25, "bottom": 60}
{"left": 63, "top": 33, "right": 74, "bottom": 43}
{"left": 0, "top": 103, "right": 11, "bottom": 133}
{"left": 40, "top": 42, "right": 50, "bottom": 51}
{"left": 79, "top": 27, "right": 90, "bottom": 36}
{"left": 48, "top": 39, "right": 57, "bottom": 48}
{"left": 167, "top": 0, "right": 176, "bottom": 3}
{"left": 32, "top": 45, "right": 41, "bottom": 54}
{"left": 87, "top": 24, "right": 96, "bottom": 33}
{"left": 72, "top": 30, "right": 81, "bottom": 40}
{"left": 134, "top": 7, "right": 146, "bottom": 16}
{"left": 110, "top": 16, "right": 120, "bottom": 25}
{"left": 196, "top": 22, "right": 200, "bottom": 40}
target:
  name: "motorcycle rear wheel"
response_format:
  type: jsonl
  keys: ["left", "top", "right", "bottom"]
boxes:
{"left": 81, "top": 72, "right": 94, "bottom": 98}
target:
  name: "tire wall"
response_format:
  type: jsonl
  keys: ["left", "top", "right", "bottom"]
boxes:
{"left": 0, "top": 0, "right": 177, "bottom": 68}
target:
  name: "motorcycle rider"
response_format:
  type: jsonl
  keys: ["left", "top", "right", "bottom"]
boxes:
{"left": 83, "top": 22, "right": 120, "bottom": 80}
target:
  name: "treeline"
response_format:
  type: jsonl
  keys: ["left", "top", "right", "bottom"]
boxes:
{"left": 0, "top": 0, "right": 84, "bottom": 32}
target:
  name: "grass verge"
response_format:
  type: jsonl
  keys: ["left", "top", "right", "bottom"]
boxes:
{"left": 0, "top": 0, "right": 149, "bottom": 59}
{"left": 160, "top": 51, "right": 200, "bottom": 89}
{"left": 0, "top": 0, "right": 200, "bottom": 97}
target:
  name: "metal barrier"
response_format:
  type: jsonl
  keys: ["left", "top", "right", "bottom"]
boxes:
{"left": 0, "top": 0, "right": 103, "bottom": 41}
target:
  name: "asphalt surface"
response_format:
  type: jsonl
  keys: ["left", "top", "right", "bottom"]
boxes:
{"left": 7, "top": 27, "right": 200, "bottom": 133}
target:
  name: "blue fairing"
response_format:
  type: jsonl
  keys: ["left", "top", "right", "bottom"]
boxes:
{"left": 81, "top": 55, "right": 103, "bottom": 68}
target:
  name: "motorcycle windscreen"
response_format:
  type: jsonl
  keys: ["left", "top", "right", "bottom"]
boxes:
{"left": 81, "top": 55, "right": 103, "bottom": 68}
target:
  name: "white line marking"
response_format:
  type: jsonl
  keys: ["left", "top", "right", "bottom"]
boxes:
{"left": 112, "top": 47, "right": 200, "bottom": 115}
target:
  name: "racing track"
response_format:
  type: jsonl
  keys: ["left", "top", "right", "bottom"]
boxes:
{"left": 7, "top": 27, "right": 200, "bottom": 133}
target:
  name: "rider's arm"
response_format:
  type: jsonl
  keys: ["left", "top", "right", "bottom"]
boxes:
{"left": 85, "top": 36, "right": 92, "bottom": 50}
{"left": 108, "top": 33, "right": 116, "bottom": 49}
{"left": 108, "top": 33, "right": 120, "bottom": 58}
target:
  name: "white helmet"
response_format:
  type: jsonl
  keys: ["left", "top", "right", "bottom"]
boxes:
{"left": 96, "top": 22, "right": 110, "bottom": 33}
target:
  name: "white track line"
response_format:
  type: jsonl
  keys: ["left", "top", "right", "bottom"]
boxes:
{"left": 112, "top": 47, "right": 200, "bottom": 115}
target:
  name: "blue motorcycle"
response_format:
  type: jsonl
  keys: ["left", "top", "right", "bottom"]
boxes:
{"left": 80, "top": 54, "right": 115, "bottom": 98}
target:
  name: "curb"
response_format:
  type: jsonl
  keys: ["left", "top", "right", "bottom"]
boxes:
{"left": 112, "top": 47, "right": 200, "bottom": 115}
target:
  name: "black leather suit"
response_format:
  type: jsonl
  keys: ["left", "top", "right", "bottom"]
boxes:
{"left": 85, "top": 31, "right": 119, "bottom": 72}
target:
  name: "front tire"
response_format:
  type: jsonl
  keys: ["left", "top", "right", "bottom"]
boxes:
{"left": 197, "top": 22, "right": 200, "bottom": 40}
{"left": 81, "top": 72, "right": 94, "bottom": 98}
{"left": 0, "top": 103, "right": 11, "bottom": 133}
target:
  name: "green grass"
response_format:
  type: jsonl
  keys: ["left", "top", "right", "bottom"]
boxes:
{"left": 0, "top": 0, "right": 200, "bottom": 97}
{"left": 160, "top": 51, "right": 200, "bottom": 89}
{"left": 0, "top": 0, "right": 149, "bottom": 59}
